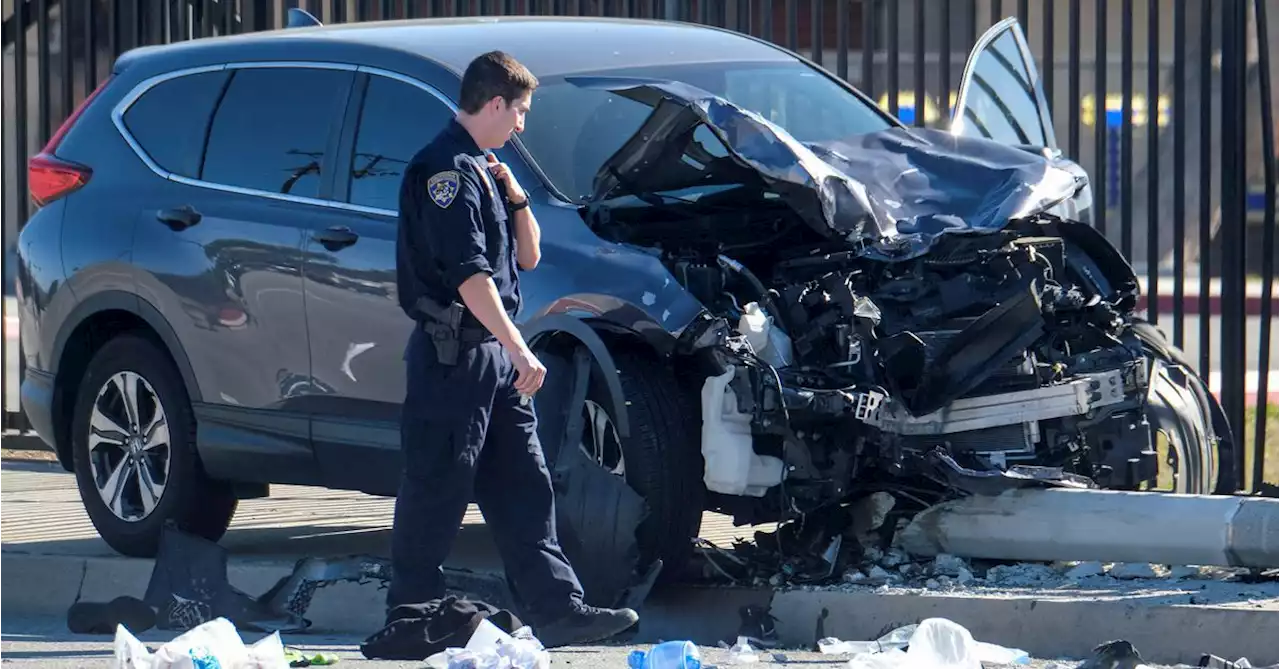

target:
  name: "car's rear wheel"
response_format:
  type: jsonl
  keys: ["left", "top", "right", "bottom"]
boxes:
{"left": 70, "top": 334, "right": 237, "bottom": 557}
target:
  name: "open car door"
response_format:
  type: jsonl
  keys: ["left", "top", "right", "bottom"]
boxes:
{"left": 951, "top": 17, "right": 1059, "bottom": 152}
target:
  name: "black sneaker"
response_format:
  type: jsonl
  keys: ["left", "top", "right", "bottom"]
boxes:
{"left": 535, "top": 603, "right": 640, "bottom": 648}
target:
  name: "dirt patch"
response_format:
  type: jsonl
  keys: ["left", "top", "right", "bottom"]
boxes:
{"left": 1, "top": 447, "right": 58, "bottom": 462}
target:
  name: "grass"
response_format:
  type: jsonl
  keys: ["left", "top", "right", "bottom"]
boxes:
{"left": 1243, "top": 403, "right": 1279, "bottom": 488}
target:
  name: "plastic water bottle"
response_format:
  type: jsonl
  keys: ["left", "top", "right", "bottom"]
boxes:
{"left": 627, "top": 641, "right": 701, "bottom": 669}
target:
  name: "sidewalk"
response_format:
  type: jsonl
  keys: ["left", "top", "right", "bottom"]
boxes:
{"left": 1, "top": 459, "right": 1276, "bottom": 665}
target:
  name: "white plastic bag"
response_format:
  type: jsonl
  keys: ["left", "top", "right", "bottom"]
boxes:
{"left": 423, "top": 618, "right": 550, "bottom": 669}
{"left": 841, "top": 618, "right": 1029, "bottom": 669}
{"left": 112, "top": 617, "right": 288, "bottom": 669}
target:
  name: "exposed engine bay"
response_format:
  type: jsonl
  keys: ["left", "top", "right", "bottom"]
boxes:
{"left": 577, "top": 77, "right": 1224, "bottom": 534}
{"left": 661, "top": 212, "right": 1176, "bottom": 527}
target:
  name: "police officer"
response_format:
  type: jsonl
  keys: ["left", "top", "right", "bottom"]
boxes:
{"left": 388, "top": 51, "right": 640, "bottom": 649}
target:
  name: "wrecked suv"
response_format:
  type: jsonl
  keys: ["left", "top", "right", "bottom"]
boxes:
{"left": 16, "top": 15, "right": 1229, "bottom": 608}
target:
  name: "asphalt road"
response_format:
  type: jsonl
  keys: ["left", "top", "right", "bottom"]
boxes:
{"left": 0, "top": 615, "right": 1140, "bottom": 668}
{"left": 0, "top": 619, "right": 870, "bottom": 669}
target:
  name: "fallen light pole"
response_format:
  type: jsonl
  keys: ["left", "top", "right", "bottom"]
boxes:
{"left": 898, "top": 488, "right": 1279, "bottom": 569}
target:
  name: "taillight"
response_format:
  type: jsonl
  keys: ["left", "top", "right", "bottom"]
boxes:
{"left": 29, "top": 154, "right": 92, "bottom": 206}
{"left": 27, "top": 75, "right": 112, "bottom": 207}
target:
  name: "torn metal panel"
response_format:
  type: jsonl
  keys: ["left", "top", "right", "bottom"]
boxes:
{"left": 142, "top": 525, "right": 303, "bottom": 633}
{"left": 550, "top": 441, "right": 650, "bottom": 610}
{"left": 257, "top": 555, "right": 393, "bottom": 623}
{"left": 919, "top": 450, "right": 1096, "bottom": 496}
{"left": 541, "top": 343, "right": 653, "bottom": 611}
{"left": 140, "top": 526, "right": 515, "bottom": 635}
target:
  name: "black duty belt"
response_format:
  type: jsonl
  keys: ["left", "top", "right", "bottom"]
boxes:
{"left": 421, "top": 320, "right": 493, "bottom": 344}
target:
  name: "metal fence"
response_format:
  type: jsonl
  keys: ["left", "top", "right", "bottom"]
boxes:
{"left": 2, "top": 0, "right": 1277, "bottom": 491}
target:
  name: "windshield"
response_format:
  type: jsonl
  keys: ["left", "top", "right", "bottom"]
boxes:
{"left": 518, "top": 60, "right": 893, "bottom": 202}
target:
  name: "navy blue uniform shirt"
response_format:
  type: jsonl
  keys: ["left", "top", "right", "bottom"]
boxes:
{"left": 396, "top": 118, "right": 522, "bottom": 325}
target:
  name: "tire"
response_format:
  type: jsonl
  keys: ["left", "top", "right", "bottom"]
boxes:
{"left": 599, "top": 348, "right": 705, "bottom": 572}
{"left": 70, "top": 333, "right": 237, "bottom": 557}
{"left": 541, "top": 340, "right": 705, "bottom": 578}
{"left": 1131, "top": 318, "right": 1230, "bottom": 494}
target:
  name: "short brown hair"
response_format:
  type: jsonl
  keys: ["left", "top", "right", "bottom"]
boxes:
{"left": 458, "top": 51, "right": 538, "bottom": 114}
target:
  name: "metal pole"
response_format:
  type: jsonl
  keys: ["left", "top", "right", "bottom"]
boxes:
{"left": 899, "top": 488, "right": 1278, "bottom": 569}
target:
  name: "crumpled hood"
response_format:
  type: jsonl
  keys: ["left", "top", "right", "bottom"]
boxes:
{"left": 573, "top": 76, "right": 1085, "bottom": 260}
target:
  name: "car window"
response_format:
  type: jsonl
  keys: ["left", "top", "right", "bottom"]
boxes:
{"left": 122, "top": 70, "right": 231, "bottom": 178}
{"left": 954, "top": 26, "right": 1050, "bottom": 147}
{"left": 201, "top": 67, "right": 354, "bottom": 199}
{"left": 347, "top": 75, "right": 455, "bottom": 212}
{"left": 519, "top": 61, "right": 892, "bottom": 202}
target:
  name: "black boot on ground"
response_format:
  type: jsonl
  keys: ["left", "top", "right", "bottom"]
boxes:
{"left": 535, "top": 603, "right": 640, "bottom": 649}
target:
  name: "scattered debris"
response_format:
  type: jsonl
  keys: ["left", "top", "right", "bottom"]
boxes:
{"left": 1065, "top": 561, "right": 1107, "bottom": 580}
{"left": 113, "top": 616, "right": 287, "bottom": 668}
{"left": 818, "top": 617, "right": 1029, "bottom": 668}
{"left": 139, "top": 525, "right": 392, "bottom": 634}
{"left": 361, "top": 595, "right": 527, "bottom": 662}
{"left": 1108, "top": 563, "right": 1164, "bottom": 580}
{"left": 689, "top": 493, "right": 1279, "bottom": 606}
{"left": 68, "top": 595, "right": 157, "bottom": 635}
{"left": 421, "top": 618, "right": 549, "bottom": 669}
{"left": 1195, "top": 653, "right": 1279, "bottom": 669}
{"left": 727, "top": 636, "right": 761, "bottom": 664}
{"left": 1078, "top": 639, "right": 1147, "bottom": 669}
{"left": 733, "top": 604, "right": 780, "bottom": 650}
{"left": 283, "top": 647, "right": 339, "bottom": 667}
{"left": 628, "top": 640, "right": 700, "bottom": 668}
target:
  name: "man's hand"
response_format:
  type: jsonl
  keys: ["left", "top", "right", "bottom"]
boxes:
{"left": 456, "top": 273, "right": 546, "bottom": 397}
{"left": 487, "top": 153, "right": 526, "bottom": 203}
{"left": 511, "top": 346, "right": 546, "bottom": 396}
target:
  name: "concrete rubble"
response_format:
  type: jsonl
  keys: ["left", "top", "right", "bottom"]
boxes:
{"left": 686, "top": 488, "right": 1280, "bottom": 611}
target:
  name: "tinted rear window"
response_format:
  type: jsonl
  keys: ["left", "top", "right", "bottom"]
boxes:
{"left": 201, "top": 67, "right": 354, "bottom": 199}
{"left": 122, "top": 70, "right": 230, "bottom": 178}
{"left": 347, "top": 75, "right": 454, "bottom": 212}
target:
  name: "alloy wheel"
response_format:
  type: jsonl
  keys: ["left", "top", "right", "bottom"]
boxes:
{"left": 87, "top": 371, "right": 172, "bottom": 522}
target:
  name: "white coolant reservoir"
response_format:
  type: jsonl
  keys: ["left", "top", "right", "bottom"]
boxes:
{"left": 700, "top": 368, "right": 786, "bottom": 497}
{"left": 737, "top": 302, "right": 794, "bottom": 369}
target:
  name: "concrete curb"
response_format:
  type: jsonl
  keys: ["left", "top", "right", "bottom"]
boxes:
{"left": 3, "top": 551, "right": 1275, "bottom": 665}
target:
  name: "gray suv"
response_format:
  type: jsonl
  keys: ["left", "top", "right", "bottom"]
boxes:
{"left": 15, "top": 14, "right": 1228, "bottom": 606}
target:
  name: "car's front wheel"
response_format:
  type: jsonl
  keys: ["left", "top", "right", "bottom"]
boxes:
{"left": 70, "top": 333, "right": 237, "bottom": 557}
{"left": 536, "top": 338, "right": 705, "bottom": 604}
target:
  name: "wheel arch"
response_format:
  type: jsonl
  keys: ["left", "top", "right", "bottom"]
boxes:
{"left": 50, "top": 291, "right": 202, "bottom": 470}
{"left": 521, "top": 313, "right": 645, "bottom": 440}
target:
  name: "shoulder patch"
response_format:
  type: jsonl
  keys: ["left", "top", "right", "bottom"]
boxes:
{"left": 427, "top": 170, "right": 461, "bottom": 208}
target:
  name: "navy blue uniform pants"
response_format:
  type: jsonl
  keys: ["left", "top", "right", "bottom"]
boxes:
{"left": 387, "top": 327, "right": 585, "bottom": 623}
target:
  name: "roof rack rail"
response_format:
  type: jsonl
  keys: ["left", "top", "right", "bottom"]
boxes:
{"left": 286, "top": 8, "right": 323, "bottom": 28}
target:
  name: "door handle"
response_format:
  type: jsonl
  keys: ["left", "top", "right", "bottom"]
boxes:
{"left": 156, "top": 205, "right": 201, "bottom": 231}
{"left": 314, "top": 226, "right": 359, "bottom": 251}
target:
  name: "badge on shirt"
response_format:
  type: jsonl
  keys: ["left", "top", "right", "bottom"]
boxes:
{"left": 427, "top": 170, "right": 460, "bottom": 208}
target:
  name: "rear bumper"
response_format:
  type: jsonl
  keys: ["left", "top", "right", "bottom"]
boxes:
{"left": 19, "top": 368, "right": 59, "bottom": 456}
